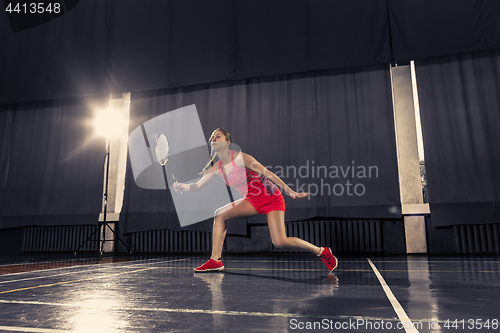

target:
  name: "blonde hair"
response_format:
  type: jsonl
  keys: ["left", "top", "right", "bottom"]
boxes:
{"left": 200, "top": 128, "right": 232, "bottom": 175}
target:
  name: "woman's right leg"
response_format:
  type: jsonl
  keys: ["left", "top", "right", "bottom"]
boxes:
{"left": 211, "top": 198, "right": 260, "bottom": 259}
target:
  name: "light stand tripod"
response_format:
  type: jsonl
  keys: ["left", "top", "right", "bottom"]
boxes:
{"left": 74, "top": 137, "right": 132, "bottom": 256}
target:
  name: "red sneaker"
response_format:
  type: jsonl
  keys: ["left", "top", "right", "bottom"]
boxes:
{"left": 193, "top": 258, "right": 225, "bottom": 272}
{"left": 318, "top": 247, "right": 338, "bottom": 272}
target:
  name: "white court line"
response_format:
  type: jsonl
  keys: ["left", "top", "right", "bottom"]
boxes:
{"left": 229, "top": 259, "right": 500, "bottom": 263}
{"left": 0, "top": 258, "right": 191, "bottom": 286}
{"left": 0, "top": 256, "right": 163, "bottom": 268}
{"left": 0, "top": 299, "right": 443, "bottom": 324}
{"left": 0, "top": 256, "right": 191, "bottom": 278}
{"left": 0, "top": 326, "right": 71, "bottom": 333}
{"left": 367, "top": 258, "right": 419, "bottom": 333}
{"left": 0, "top": 271, "right": 96, "bottom": 285}
{"left": 225, "top": 259, "right": 412, "bottom": 263}
{"left": 0, "top": 264, "right": 87, "bottom": 278}
{"left": 369, "top": 260, "right": 500, "bottom": 263}
{"left": 0, "top": 262, "right": 160, "bottom": 285}
{"left": 227, "top": 260, "right": 319, "bottom": 262}
{"left": 0, "top": 258, "right": 191, "bottom": 295}
{"left": 0, "top": 258, "right": 95, "bottom": 268}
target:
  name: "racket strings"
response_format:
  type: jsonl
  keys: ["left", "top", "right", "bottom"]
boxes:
{"left": 156, "top": 134, "right": 169, "bottom": 165}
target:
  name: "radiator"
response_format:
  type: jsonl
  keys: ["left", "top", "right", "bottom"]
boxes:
{"left": 271, "top": 219, "right": 383, "bottom": 253}
{"left": 132, "top": 229, "right": 212, "bottom": 253}
{"left": 131, "top": 219, "right": 383, "bottom": 254}
{"left": 454, "top": 224, "right": 500, "bottom": 254}
{"left": 21, "top": 221, "right": 500, "bottom": 254}
{"left": 22, "top": 219, "right": 383, "bottom": 253}
{"left": 23, "top": 225, "right": 100, "bottom": 252}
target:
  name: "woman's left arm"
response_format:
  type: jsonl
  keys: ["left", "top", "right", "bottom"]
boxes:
{"left": 242, "top": 153, "right": 309, "bottom": 200}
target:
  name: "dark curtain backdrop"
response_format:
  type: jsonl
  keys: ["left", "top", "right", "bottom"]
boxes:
{"left": 4, "top": 0, "right": 500, "bottom": 105}
{"left": 388, "top": 0, "right": 500, "bottom": 63}
{"left": 0, "top": 0, "right": 391, "bottom": 104}
{"left": 415, "top": 49, "right": 500, "bottom": 226}
{"left": 121, "top": 65, "right": 401, "bottom": 234}
{"left": 0, "top": 97, "right": 108, "bottom": 229}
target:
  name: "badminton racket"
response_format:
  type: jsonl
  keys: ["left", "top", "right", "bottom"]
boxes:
{"left": 155, "top": 134, "right": 178, "bottom": 187}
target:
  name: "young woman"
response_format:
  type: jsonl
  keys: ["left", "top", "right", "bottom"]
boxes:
{"left": 174, "top": 128, "right": 338, "bottom": 273}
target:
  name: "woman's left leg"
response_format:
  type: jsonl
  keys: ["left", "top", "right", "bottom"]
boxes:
{"left": 267, "top": 210, "right": 322, "bottom": 254}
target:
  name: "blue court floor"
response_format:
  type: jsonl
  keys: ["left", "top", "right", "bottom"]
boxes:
{"left": 0, "top": 253, "right": 499, "bottom": 332}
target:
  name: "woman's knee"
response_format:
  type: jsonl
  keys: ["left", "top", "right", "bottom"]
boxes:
{"left": 272, "top": 237, "right": 288, "bottom": 249}
{"left": 214, "top": 209, "right": 228, "bottom": 223}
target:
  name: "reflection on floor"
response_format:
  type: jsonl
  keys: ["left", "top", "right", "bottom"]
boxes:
{"left": 0, "top": 253, "right": 499, "bottom": 332}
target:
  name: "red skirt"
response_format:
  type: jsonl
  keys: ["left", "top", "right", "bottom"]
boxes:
{"left": 246, "top": 190, "right": 286, "bottom": 215}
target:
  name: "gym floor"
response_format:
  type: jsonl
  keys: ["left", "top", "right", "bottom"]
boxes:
{"left": 0, "top": 253, "right": 499, "bottom": 332}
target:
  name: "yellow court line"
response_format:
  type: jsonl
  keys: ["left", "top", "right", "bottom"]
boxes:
{"left": 2, "top": 265, "right": 497, "bottom": 295}
{"left": 227, "top": 268, "right": 500, "bottom": 273}
{"left": 158, "top": 266, "right": 500, "bottom": 273}
{"left": 0, "top": 267, "right": 157, "bottom": 295}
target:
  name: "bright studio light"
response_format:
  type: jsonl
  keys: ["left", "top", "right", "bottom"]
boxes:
{"left": 94, "top": 109, "right": 124, "bottom": 138}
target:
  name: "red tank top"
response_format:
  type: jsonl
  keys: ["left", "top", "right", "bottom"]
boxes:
{"left": 218, "top": 151, "right": 279, "bottom": 199}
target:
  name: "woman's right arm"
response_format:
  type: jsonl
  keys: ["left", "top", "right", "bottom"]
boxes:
{"left": 174, "top": 167, "right": 218, "bottom": 194}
